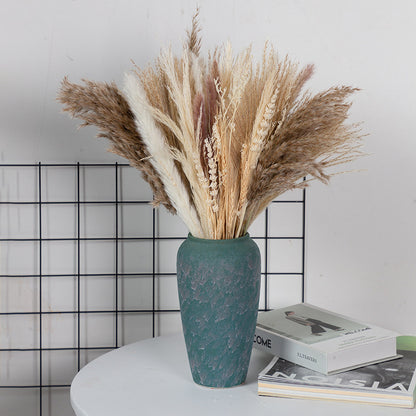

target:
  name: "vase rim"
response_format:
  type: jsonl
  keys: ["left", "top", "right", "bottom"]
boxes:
{"left": 187, "top": 233, "right": 251, "bottom": 243}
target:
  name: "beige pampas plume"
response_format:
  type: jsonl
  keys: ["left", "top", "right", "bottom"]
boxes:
{"left": 123, "top": 72, "right": 204, "bottom": 238}
{"left": 151, "top": 47, "right": 218, "bottom": 238}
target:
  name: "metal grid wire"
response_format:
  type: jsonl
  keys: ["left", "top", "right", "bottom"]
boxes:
{"left": 0, "top": 162, "right": 306, "bottom": 416}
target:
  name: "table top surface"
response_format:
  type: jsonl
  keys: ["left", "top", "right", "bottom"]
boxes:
{"left": 71, "top": 333, "right": 415, "bottom": 416}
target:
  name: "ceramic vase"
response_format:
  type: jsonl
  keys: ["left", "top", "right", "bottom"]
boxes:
{"left": 176, "top": 233, "right": 261, "bottom": 388}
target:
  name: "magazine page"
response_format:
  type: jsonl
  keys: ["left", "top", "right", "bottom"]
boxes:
{"left": 260, "top": 346, "right": 416, "bottom": 395}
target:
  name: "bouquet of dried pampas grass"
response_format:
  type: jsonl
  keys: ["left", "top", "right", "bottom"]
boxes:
{"left": 58, "top": 12, "right": 362, "bottom": 240}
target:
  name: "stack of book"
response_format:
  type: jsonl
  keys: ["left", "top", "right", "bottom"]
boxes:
{"left": 254, "top": 303, "right": 416, "bottom": 408}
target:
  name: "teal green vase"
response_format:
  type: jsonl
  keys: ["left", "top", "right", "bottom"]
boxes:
{"left": 176, "top": 233, "right": 261, "bottom": 388}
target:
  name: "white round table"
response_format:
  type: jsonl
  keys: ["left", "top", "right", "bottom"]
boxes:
{"left": 71, "top": 334, "right": 415, "bottom": 416}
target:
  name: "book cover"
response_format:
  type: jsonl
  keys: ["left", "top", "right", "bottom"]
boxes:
{"left": 254, "top": 303, "right": 399, "bottom": 374}
{"left": 258, "top": 336, "right": 416, "bottom": 408}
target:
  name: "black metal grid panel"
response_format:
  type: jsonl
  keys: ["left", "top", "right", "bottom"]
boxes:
{"left": 0, "top": 163, "right": 306, "bottom": 416}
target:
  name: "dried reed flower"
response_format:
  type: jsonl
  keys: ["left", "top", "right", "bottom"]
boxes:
{"left": 57, "top": 77, "right": 175, "bottom": 213}
{"left": 58, "top": 12, "right": 363, "bottom": 239}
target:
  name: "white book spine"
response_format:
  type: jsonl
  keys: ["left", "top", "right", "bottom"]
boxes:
{"left": 254, "top": 326, "right": 327, "bottom": 373}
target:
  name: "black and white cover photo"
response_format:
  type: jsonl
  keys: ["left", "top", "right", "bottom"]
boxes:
{"left": 257, "top": 303, "right": 370, "bottom": 345}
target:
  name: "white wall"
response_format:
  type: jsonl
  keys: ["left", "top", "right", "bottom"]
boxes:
{"left": 1, "top": 0, "right": 416, "bottom": 404}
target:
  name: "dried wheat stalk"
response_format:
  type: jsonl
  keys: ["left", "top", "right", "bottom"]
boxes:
{"left": 58, "top": 11, "right": 363, "bottom": 239}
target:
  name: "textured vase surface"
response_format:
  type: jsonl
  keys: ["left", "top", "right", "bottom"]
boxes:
{"left": 176, "top": 233, "right": 261, "bottom": 388}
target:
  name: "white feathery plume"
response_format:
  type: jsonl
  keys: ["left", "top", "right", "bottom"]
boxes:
{"left": 123, "top": 72, "right": 204, "bottom": 238}
{"left": 159, "top": 48, "right": 214, "bottom": 237}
